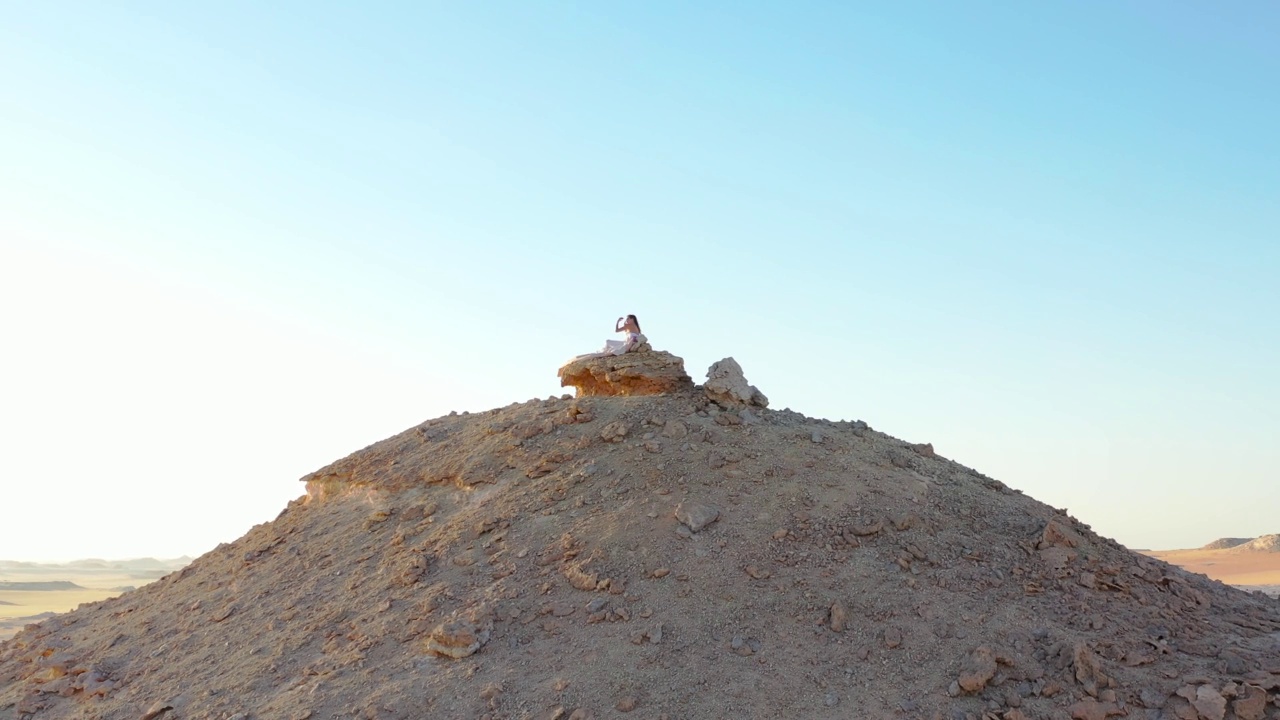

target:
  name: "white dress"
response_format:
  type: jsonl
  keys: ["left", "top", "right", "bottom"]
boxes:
{"left": 602, "top": 331, "right": 645, "bottom": 356}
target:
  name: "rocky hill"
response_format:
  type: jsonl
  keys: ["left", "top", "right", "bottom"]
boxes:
{"left": 1230, "top": 537, "right": 1280, "bottom": 555}
{"left": 3, "top": 351, "right": 1279, "bottom": 720}
{"left": 1204, "top": 539, "right": 1255, "bottom": 551}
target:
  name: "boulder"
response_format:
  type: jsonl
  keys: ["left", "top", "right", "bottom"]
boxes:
{"left": 558, "top": 350, "right": 694, "bottom": 397}
{"left": 704, "top": 357, "right": 768, "bottom": 408}
{"left": 674, "top": 501, "right": 720, "bottom": 533}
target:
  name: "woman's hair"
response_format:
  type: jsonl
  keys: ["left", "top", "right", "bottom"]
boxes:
{"left": 627, "top": 314, "right": 641, "bottom": 332}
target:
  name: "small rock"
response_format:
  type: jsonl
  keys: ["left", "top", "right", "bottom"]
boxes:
{"left": 884, "top": 628, "right": 902, "bottom": 648}
{"left": 829, "top": 601, "right": 847, "bottom": 633}
{"left": 674, "top": 502, "right": 720, "bottom": 532}
{"left": 1232, "top": 684, "right": 1267, "bottom": 720}
{"left": 823, "top": 692, "right": 839, "bottom": 707}
{"left": 600, "top": 422, "right": 629, "bottom": 442}
{"left": 615, "top": 697, "right": 637, "bottom": 713}
{"left": 1066, "top": 698, "right": 1123, "bottom": 720}
{"left": 141, "top": 700, "right": 175, "bottom": 720}
{"left": 849, "top": 520, "right": 884, "bottom": 537}
{"left": 957, "top": 646, "right": 997, "bottom": 693}
{"left": 1193, "top": 685, "right": 1226, "bottom": 720}
{"left": 425, "top": 619, "right": 491, "bottom": 659}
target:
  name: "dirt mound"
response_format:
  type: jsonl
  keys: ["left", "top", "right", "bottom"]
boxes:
{"left": 1229, "top": 535, "right": 1280, "bottom": 554}
{"left": 1203, "top": 537, "right": 1255, "bottom": 550}
{"left": 3, "top": 389, "right": 1280, "bottom": 719}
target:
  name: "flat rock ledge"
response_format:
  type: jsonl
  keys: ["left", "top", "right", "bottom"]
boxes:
{"left": 558, "top": 350, "right": 695, "bottom": 397}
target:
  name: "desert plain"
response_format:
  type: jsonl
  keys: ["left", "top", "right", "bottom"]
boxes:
{"left": 1143, "top": 536, "right": 1280, "bottom": 599}
{"left": 0, "top": 558, "right": 190, "bottom": 641}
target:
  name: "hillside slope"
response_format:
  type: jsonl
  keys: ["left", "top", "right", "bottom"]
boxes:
{"left": 3, "top": 384, "right": 1279, "bottom": 719}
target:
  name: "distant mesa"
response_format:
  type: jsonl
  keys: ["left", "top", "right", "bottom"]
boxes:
{"left": 0, "top": 581, "right": 85, "bottom": 591}
{"left": 0, "top": 600, "right": 15, "bottom": 605}
{"left": 0, "top": 557, "right": 191, "bottom": 571}
{"left": 1201, "top": 537, "right": 1253, "bottom": 550}
{"left": 1226, "top": 534, "right": 1280, "bottom": 554}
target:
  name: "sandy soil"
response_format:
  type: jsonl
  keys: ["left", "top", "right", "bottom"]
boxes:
{"left": 1143, "top": 547, "right": 1280, "bottom": 597}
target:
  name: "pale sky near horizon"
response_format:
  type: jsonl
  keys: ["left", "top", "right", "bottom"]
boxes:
{"left": 2, "top": 2, "right": 1277, "bottom": 562}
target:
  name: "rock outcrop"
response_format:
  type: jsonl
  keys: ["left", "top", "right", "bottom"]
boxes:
{"left": 704, "top": 357, "right": 768, "bottom": 408}
{"left": 1229, "top": 534, "right": 1280, "bottom": 553}
{"left": 1203, "top": 537, "right": 1253, "bottom": 550}
{"left": 558, "top": 349, "right": 694, "bottom": 397}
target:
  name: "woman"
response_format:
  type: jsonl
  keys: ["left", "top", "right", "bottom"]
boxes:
{"left": 601, "top": 314, "right": 646, "bottom": 356}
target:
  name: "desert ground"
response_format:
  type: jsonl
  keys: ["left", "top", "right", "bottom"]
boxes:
{"left": 0, "top": 558, "right": 190, "bottom": 641}
{"left": 1143, "top": 537, "right": 1280, "bottom": 598}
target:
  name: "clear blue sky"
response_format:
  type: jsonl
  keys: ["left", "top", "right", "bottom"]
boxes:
{"left": 2, "top": 2, "right": 1276, "bottom": 560}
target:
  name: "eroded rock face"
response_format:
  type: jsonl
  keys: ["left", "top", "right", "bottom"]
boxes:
{"left": 558, "top": 350, "right": 694, "bottom": 397}
{"left": 704, "top": 357, "right": 768, "bottom": 408}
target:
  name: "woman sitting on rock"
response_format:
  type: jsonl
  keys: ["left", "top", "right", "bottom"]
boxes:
{"left": 601, "top": 314, "right": 647, "bottom": 356}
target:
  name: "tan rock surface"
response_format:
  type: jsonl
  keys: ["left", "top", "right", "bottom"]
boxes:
{"left": 2, "top": 393, "right": 1279, "bottom": 718}
{"left": 703, "top": 357, "right": 768, "bottom": 408}
{"left": 558, "top": 350, "right": 694, "bottom": 397}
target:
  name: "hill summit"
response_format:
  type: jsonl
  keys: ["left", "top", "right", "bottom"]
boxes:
{"left": 3, "top": 350, "right": 1279, "bottom": 719}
